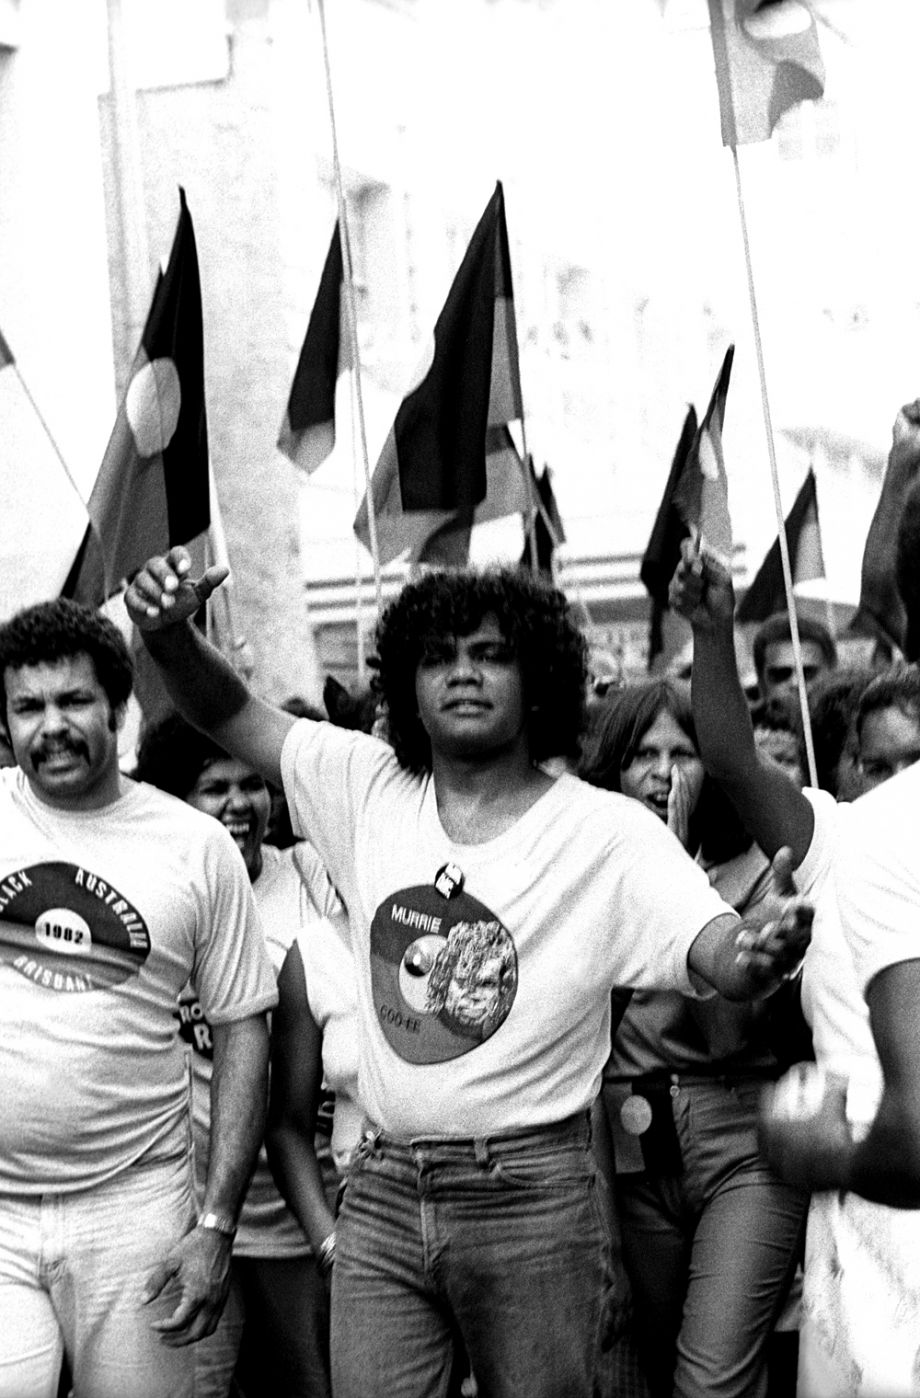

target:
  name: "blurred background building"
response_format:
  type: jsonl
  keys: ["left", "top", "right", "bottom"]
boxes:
{"left": 2, "top": 0, "right": 916, "bottom": 703}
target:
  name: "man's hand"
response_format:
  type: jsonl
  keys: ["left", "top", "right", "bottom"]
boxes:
{"left": 734, "top": 846, "right": 813, "bottom": 992}
{"left": 759, "top": 1062, "right": 853, "bottom": 1191}
{"left": 144, "top": 1224, "right": 233, "bottom": 1347}
{"left": 668, "top": 536, "right": 735, "bottom": 634}
{"left": 890, "top": 398, "right": 920, "bottom": 470}
{"left": 125, "top": 548, "right": 229, "bottom": 632}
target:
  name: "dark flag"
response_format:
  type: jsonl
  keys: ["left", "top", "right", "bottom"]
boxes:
{"left": 737, "top": 467, "right": 825, "bottom": 623}
{"left": 520, "top": 458, "right": 565, "bottom": 576}
{"left": 277, "top": 222, "right": 348, "bottom": 472}
{"left": 674, "top": 345, "right": 735, "bottom": 569}
{"left": 63, "top": 188, "right": 209, "bottom": 606}
{"left": 640, "top": 404, "right": 699, "bottom": 666}
{"left": 354, "top": 181, "right": 526, "bottom": 564}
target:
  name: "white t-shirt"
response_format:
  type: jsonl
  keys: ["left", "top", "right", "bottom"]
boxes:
{"left": 180, "top": 842, "right": 341, "bottom": 1257}
{"left": 795, "top": 789, "right": 881, "bottom": 1127}
{"left": 280, "top": 720, "right": 733, "bottom": 1136}
{"left": 835, "top": 761, "right": 920, "bottom": 996}
{"left": 0, "top": 769, "right": 277, "bottom": 1193}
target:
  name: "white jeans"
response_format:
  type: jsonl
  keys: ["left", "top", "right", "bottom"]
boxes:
{"left": 0, "top": 1152, "right": 195, "bottom": 1398}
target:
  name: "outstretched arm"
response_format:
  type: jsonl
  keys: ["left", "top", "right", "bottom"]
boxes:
{"left": 125, "top": 548, "right": 296, "bottom": 789}
{"left": 687, "top": 846, "right": 812, "bottom": 1001}
{"left": 669, "top": 539, "right": 813, "bottom": 866}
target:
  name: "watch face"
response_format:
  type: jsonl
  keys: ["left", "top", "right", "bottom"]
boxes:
{"left": 370, "top": 883, "right": 517, "bottom": 1064}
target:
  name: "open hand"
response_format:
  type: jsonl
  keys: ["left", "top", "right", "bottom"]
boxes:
{"left": 125, "top": 547, "right": 229, "bottom": 632}
{"left": 734, "top": 846, "right": 813, "bottom": 989}
{"left": 667, "top": 764, "right": 693, "bottom": 850}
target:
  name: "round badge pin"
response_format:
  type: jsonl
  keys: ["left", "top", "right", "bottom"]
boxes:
{"left": 433, "top": 863, "right": 465, "bottom": 899}
{"left": 620, "top": 1094, "right": 653, "bottom": 1136}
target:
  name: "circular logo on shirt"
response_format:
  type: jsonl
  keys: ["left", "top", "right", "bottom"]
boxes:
{"left": 0, "top": 861, "right": 150, "bottom": 992}
{"left": 370, "top": 884, "right": 518, "bottom": 1064}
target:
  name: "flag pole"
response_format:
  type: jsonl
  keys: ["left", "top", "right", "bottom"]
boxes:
{"left": 207, "top": 464, "right": 255, "bottom": 679}
{"left": 731, "top": 146, "right": 818, "bottom": 787}
{"left": 6, "top": 354, "right": 91, "bottom": 518}
{"left": 518, "top": 423, "right": 538, "bottom": 573}
{"left": 350, "top": 368, "right": 368, "bottom": 684}
{"left": 316, "top": 0, "right": 383, "bottom": 619}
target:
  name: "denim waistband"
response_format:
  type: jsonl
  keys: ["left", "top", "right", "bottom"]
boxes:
{"left": 361, "top": 1110, "right": 591, "bottom": 1160}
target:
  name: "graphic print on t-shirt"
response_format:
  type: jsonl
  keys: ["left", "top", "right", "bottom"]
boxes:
{"left": 371, "top": 884, "right": 517, "bottom": 1064}
{"left": 176, "top": 989, "right": 212, "bottom": 1057}
{"left": 0, "top": 860, "right": 150, "bottom": 992}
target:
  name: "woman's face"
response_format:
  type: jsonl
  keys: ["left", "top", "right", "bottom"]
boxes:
{"left": 619, "top": 709, "right": 704, "bottom": 823}
{"left": 185, "top": 757, "right": 271, "bottom": 881}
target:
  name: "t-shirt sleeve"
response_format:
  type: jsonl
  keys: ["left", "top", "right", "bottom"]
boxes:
{"left": 192, "top": 826, "right": 278, "bottom": 1024}
{"left": 292, "top": 839, "right": 346, "bottom": 921}
{"left": 280, "top": 719, "right": 400, "bottom": 896}
{"left": 836, "top": 797, "right": 920, "bottom": 995}
{"left": 614, "top": 808, "right": 737, "bottom": 994}
{"left": 793, "top": 788, "right": 839, "bottom": 900}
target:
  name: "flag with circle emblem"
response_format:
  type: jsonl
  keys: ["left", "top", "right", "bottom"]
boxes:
{"left": 62, "top": 187, "right": 209, "bottom": 606}
{"left": 707, "top": 0, "right": 824, "bottom": 148}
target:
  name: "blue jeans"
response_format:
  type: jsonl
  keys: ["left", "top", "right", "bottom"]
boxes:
{"left": 193, "top": 1253, "right": 331, "bottom": 1398}
{"left": 331, "top": 1113, "right": 616, "bottom": 1398}
{"left": 611, "top": 1077, "right": 807, "bottom": 1398}
{"left": 0, "top": 1153, "right": 196, "bottom": 1398}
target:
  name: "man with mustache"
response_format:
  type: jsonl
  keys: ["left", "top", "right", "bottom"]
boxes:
{"left": 0, "top": 598, "right": 277, "bottom": 1398}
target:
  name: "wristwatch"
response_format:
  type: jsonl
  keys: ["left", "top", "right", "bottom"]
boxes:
{"left": 197, "top": 1211, "right": 237, "bottom": 1239}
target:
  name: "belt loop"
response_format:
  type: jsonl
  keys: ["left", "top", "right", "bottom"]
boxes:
{"left": 474, "top": 1137, "right": 490, "bottom": 1167}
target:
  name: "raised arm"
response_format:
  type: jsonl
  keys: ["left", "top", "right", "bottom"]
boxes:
{"left": 669, "top": 539, "right": 813, "bottom": 866}
{"left": 265, "top": 943, "right": 337, "bottom": 1255}
{"left": 125, "top": 548, "right": 296, "bottom": 788}
{"left": 854, "top": 399, "right": 920, "bottom": 653}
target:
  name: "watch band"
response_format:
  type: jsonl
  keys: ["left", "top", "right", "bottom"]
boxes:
{"left": 197, "top": 1211, "right": 237, "bottom": 1239}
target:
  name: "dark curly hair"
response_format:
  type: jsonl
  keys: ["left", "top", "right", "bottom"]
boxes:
{"left": 805, "top": 667, "right": 873, "bottom": 796}
{"left": 372, "top": 565, "right": 587, "bottom": 774}
{"left": 752, "top": 611, "right": 837, "bottom": 692}
{"left": 855, "top": 664, "right": 920, "bottom": 743}
{"left": 0, "top": 598, "right": 134, "bottom": 729}
{"left": 133, "top": 710, "right": 230, "bottom": 798}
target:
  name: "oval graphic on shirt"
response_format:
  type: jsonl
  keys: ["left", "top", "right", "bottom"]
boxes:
{"left": 0, "top": 861, "right": 150, "bottom": 992}
{"left": 370, "top": 884, "right": 517, "bottom": 1064}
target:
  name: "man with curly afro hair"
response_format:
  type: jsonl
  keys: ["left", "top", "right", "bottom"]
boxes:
{"left": 127, "top": 548, "right": 812, "bottom": 1398}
